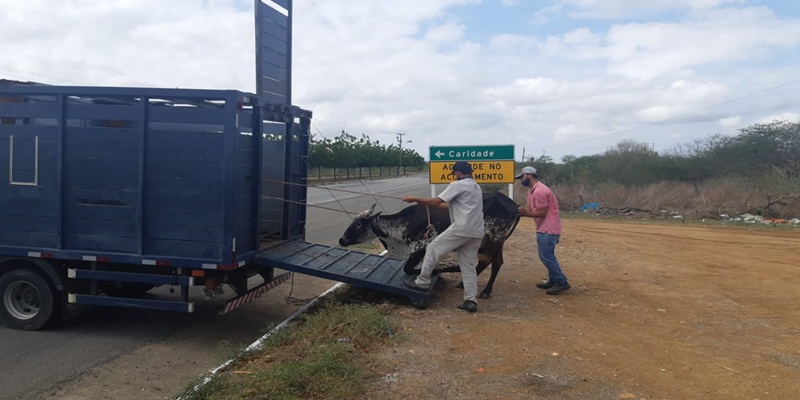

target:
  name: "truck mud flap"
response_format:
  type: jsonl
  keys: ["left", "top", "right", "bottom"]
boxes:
{"left": 253, "top": 241, "right": 437, "bottom": 309}
{"left": 219, "top": 272, "right": 291, "bottom": 315}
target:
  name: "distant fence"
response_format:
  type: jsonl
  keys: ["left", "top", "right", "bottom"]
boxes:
{"left": 309, "top": 166, "right": 427, "bottom": 183}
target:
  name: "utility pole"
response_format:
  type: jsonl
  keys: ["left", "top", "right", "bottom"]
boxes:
{"left": 396, "top": 133, "right": 406, "bottom": 175}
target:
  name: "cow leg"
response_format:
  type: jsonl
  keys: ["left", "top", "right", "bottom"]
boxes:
{"left": 403, "top": 249, "right": 426, "bottom": 275}
{"left": 479, "top": 246, "right": 504, "bottom": 299}
{"left": 451, "top": 248, "right": 491, "bottom": 290}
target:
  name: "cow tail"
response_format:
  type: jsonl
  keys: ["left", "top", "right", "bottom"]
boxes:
{"left": 504, "top": 214, "right": 522, "bottom": 240}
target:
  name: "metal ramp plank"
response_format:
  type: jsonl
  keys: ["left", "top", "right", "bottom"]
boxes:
{"left": 254, "top": 241, "right": 435, "bottom": 308}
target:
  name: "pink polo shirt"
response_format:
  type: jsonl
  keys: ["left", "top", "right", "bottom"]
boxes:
{"left": 527, "top": 181, "right": 561, "bottom": 235}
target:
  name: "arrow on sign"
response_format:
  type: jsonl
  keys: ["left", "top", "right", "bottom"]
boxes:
{"left": 434, "top": 150, "right": 444, "bottom": 158}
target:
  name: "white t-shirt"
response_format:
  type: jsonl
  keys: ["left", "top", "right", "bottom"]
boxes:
{"left": 437, "top": 178, "right": 484, "bottom": 238}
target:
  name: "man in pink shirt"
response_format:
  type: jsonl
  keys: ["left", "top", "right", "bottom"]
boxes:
{"left": 515, "top": 166, "right": 571, "bottom": 295}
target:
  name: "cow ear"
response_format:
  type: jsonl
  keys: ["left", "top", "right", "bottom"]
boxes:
{"left": 372, "top": 221, "right": 388, "bottom": 237}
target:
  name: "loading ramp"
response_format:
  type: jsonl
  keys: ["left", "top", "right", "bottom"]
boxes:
{"left": 254, "top": 241, "right": 437, "bottom": 309}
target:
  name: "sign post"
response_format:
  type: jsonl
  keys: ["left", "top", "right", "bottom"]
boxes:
{"left": 428, "top": 145, "right": 515, "bottom": 197}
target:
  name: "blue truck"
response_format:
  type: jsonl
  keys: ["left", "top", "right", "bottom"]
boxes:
{"left": 0, "top": 85, "right": 313, "bottom": 329}
{"left": 0, "top": 1, "right": 434, "bottom": 331}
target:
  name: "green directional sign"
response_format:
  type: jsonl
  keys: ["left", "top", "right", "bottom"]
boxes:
{"left": 429, "top": 145, "right": 514, "bottom": 161}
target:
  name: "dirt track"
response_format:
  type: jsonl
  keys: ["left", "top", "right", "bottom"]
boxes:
{"left": 366, "top": 217, "right": 800, "bottom": 400}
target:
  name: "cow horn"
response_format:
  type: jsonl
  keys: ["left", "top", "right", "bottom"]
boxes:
{"left": 358, "top": 204, "right": 378, "bottom": 219}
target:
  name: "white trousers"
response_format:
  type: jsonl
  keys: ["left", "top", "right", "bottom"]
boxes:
{"left": 414, "top": 229, "right": 482, "bottom": 303}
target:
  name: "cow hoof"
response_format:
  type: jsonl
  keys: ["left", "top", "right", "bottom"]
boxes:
{"left": 411, "top": 297, "right": 429, "bottom": 309}
{"left": 479, "top": 292, "right": 492, "bottom": 299}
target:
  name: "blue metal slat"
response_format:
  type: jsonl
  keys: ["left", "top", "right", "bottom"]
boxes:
{"left": 258, "top": 30, "right": 289, "bottom": 56}
{"left": 269, "top": 0, "right": 291, "bottom": 12}
{"left": 65, "top": 157, "right": 139, "bottom": 176}
{"left": 65, "top": 234, "right": 139, "bottom": 253}
{"left": 68, "top": 268, "right": 193, "bottom": 286}
{"left": 144, "top": 238, "right": 222, "bottom": 260}
{"left": 144, "top": 161, "right": 223, "bottom": 180}
{"left": 65, "top": 141, "right": 139, "bottom": 160}
{"left": 66, "top": 103, "right": 141, "bottom": 121}
{"left": 0, "top": 102, "right": 60, "bottom": 119}
{"left": 145, "top": 222, "right": 222, "bottom": 243}
{"left": 257, "top": 63, "right": 290, "bottom": 84}
{"left": 64, "top": 126, "right": 139, "bottom": 144}
{"left": 0, "top": 230, "right": 59, "bottom": 248}
{"left": 148, "top": 106, "right": 226, "bottom": 125}
{"left": 146, "top": 208, "right": 222, "bottom": 227}
{"left": 146, "top": 176, "right": 222, "bottom": 196}
{"left": 64, "top": 173, "right": 139, "bottom": 191}
{"left": 258, "top": 3, "right": 289, "bottom": 29}
{"left": 64, "top": 204, "right": 138, "bottom": 222}
{"left": 64, "top": 218, "right": 138, "bottom": 237}
{"left": 69, "top": 293, "right": 193, "bottom": 313}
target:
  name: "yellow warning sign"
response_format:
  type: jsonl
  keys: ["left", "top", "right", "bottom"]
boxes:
{"left": 429, "top": 161, "right": 515, "bottom": 184}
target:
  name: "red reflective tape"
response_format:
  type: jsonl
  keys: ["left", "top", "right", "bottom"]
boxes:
{"left": 41, "top": 253, "right": 54, "bottom": 258}
{"left": 97, "top": 256, "right": 110, "bottom": 263}
{"left": 220, "top": 273, "right": 290, "bottom": 314}
{"left": 156, "top": 260, "right": 171, "bottom": 266}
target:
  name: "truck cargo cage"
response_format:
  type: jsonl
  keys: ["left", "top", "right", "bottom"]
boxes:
{"left": 0, "top": 85, "right": 312, "bottom": 327}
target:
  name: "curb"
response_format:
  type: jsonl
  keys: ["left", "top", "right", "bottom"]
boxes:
{"left": 177, "top": 281, "right": 345, "bottom": 400}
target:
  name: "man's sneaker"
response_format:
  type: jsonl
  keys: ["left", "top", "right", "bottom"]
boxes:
{"left": 404, "top": 279, "right": 430, "bottom": 291}
{"left": 546, "top": 282, "right": 571, "bottom": 295}
{"left": 458, "top": 300, "right": 477, "bottom": 313}
{"left": 536, "top": 281, "right": 555, "bottom": 289}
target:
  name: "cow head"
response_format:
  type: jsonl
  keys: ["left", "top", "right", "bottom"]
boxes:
{"left": 338, "top": 204, "right": 384, "bottom": 247}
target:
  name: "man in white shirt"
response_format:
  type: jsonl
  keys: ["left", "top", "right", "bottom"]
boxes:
{"left": 402, "top": 161, "right": 484, "bottom": 312}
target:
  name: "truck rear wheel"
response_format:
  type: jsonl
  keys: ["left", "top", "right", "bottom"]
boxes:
{"left": 0, "top": 269, "right": 59, "bottom": 330}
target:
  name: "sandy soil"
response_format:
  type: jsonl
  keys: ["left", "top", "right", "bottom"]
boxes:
{"left": 365, "top": 217, "right": 800, "bottom": 400}
{"left": 41, "top": 217, "right": 800, "bottom": 400}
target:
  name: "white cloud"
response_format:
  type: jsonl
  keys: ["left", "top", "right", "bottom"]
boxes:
{"left": 559, "top": 0, "right": 746, "bottom": 19}
{"left": 719, "top": 116, "right": 741, "bottom": 127}
{"left": 1, "top": 0, "right": 799, "bottom": 162}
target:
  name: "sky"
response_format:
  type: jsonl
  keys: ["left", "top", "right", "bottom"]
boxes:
{"left": 1, "top": 0, "right": 799, "bottom": 162}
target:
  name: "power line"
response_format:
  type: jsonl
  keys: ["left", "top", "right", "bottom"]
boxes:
{"left": 0, "top": 64, "right": 79, "bottom": 85}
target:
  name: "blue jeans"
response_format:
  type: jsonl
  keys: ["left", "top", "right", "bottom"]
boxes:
{"left": 537, "top": 232, "right": 567, "bottom": 285}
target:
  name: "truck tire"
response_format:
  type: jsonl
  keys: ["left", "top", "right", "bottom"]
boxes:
{"left": 0, "top": 269, "right": 60, "bottom": 330}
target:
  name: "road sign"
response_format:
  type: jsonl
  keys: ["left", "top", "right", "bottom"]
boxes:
{"left": 429, "top": 145, "right": 514, "bottom": 162}
{"left": 429, "top": 160, "right": 515, "bottom": 184}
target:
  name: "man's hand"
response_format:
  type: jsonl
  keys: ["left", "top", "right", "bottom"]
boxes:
{"left": 403, "top": 196, "right": 417, "bottom": 203}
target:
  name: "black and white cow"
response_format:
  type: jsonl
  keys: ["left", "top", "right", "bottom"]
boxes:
{"left": 338, "top": 192, "right": 521, "bottom": 298}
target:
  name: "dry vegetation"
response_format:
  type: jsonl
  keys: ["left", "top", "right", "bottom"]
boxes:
{"left": 538, "top": 179, "right": 800, "bottom": 220}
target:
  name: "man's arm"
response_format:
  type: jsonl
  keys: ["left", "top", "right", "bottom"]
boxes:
{"left": 403, "top": 196, "right": 447, "bottom": 208}
{"left": 518, "top": 207, "right": 547, "bottom": 218}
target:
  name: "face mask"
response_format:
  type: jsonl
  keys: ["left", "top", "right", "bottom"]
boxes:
{"left": 521, "top": 178, "right": 531, "bottom": 187}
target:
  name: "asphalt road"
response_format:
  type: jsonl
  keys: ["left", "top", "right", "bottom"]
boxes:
{"left": 0, "top": 175, "right": 435, "bottom": 400}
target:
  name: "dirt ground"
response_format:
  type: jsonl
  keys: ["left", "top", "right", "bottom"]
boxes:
{"left": 39, "top": 217, "right": 800, "bottom": 400}
{"left": 363, "top": 217, "right": 800, "bottom": 400}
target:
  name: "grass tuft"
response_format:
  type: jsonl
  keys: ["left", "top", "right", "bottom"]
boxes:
{"left": 177, "top": 301, "right": 394, "bottom": 400}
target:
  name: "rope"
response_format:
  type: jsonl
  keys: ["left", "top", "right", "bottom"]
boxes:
{"left": 423, "top": 206, "right": 435, "bottom": 239}
{"left": 262, "top": 195, "right": 361, "bottom": 215}
{"left": 262, "top": 178, "right": 403, "bottom": 200}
